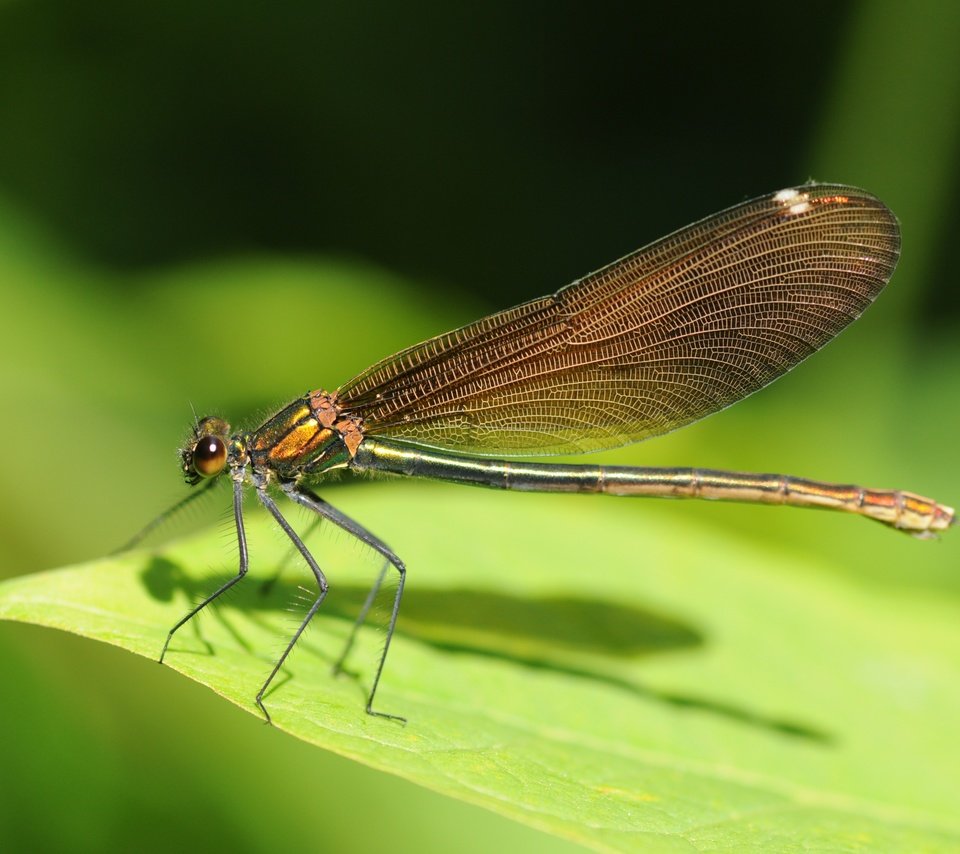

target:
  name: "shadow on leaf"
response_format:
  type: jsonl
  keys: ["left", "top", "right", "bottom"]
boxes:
{"left": 142, "top": 555, "right": 831, "bottom": 743}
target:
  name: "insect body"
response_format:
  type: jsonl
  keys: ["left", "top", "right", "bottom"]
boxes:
{"left": 158, "top": 185, "right": 954, "bottom": 723}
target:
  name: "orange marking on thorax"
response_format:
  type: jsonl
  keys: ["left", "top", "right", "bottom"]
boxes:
{"left": 335, "top": 418, "right": 364, "bottom": 456}
{"left": 309, "top": 389, "right": 364, "bottom": 457}
{"left": 309, "top": 389, "right": 340, "bottom": 428}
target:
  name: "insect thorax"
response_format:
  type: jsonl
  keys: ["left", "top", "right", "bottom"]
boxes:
{"left": 247, "top": 392, "right": 363, "bottom": 478}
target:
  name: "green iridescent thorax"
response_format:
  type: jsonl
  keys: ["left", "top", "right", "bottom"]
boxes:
{"left": 248, "top": 398, "right": 352, "bottom": 478}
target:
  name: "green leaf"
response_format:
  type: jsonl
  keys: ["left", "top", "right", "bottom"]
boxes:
{"left": 2, "top": 480, "right": 959, "bottom": 851}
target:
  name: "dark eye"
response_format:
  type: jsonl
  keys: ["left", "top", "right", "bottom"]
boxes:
{"left": 193, "top": 436, "right": 227, "bottom": 477}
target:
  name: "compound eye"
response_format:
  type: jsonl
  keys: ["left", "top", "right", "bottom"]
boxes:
{"left": 193, "top": 436, "right": 227, "bottom": 477}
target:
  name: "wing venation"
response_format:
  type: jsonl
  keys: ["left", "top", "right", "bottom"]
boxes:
{"left": 338, "top": 185, "right": 900, "bottom": 456}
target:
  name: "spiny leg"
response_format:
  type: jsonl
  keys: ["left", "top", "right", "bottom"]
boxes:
{"left": 118, "top": 476, "right": 220, "bottom": 555}
{"left": 257, "top": 505, "right": 389, "bottom": 676}
{"left": 282, "top": 483, "right": 406, "bottom": 723}
{"left": 160, "top": 479, "right": 248, "bottom": 663}
{"left": 259, "top": 514, "right": 323, "bottom": 597}
{"left": 261, "top": 496, "right": 391, "bottom": 679}
{"left": 255, "top": 488, "right": 329, "bottom": 725}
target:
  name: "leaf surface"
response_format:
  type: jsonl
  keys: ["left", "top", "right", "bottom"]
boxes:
{"left": 2, "top": 482, "right": 959, "bottom": 851}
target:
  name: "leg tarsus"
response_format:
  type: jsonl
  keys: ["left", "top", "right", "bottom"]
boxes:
{"left": 366, "top": 704, "right": 407, "bottom": 725}
{"left": 255, "top": 692, "right": 273, "bottom": 725}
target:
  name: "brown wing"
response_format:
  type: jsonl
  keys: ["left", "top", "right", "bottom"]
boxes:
{"left": 338, "top": 185, "right": 900, "bottom": 456}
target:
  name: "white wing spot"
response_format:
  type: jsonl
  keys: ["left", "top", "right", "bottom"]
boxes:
{"left": 774, "top": 188, "right": 800, "bottom": 202}
{"left": 788, "top": 200, "right": 812, "bottom": 215}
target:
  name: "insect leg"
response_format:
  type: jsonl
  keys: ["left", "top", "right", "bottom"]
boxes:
{"left": 259, "top": 514, "right": 323, "bottom": 597}
{"left": 160, "top": 478, "right": 249, "bottom": 663}
{"left": 281, "top": 483, "right": 406, "bottom": 723}
{"left": 254, "top": 487, "right": 329, "bottom": 725}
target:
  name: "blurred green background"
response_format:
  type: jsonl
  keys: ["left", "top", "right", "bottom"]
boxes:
{"left": 1, "top": 1, "right": 958, "bottom": 851}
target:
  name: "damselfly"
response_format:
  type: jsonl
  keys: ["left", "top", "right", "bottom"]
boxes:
{"left": 139, "top": 184, "right": 955, "bottom": 723}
